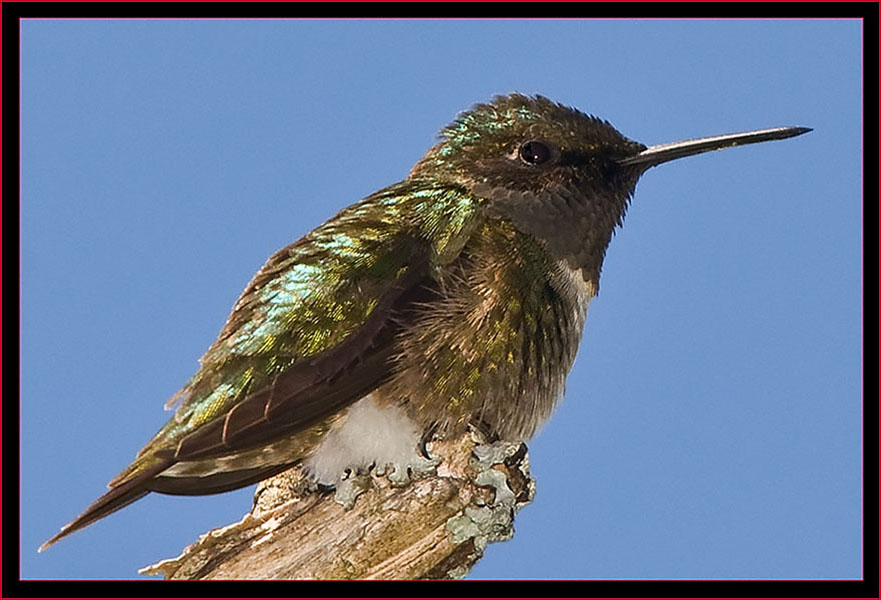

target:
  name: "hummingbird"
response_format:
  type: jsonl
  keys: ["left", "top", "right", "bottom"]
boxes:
{"left": 41, "top": 94, "right": 810, "bottom": 551}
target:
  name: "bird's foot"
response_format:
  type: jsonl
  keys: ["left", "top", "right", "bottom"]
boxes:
{"left": 332, "top": 469, "right": 373, "bottom": 509}
{"left": 374, "top": 453, "right": 442, "bottom": 487}
{"left": 331, "top": 450, "right": 441, "bottom": 508}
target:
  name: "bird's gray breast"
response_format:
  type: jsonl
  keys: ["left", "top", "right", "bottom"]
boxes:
{"left": 473, "top": 182, "right": 627, "bottom": 283}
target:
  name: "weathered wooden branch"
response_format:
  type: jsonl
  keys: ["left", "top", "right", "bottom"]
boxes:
{"left": 140, "top": 430, "right": 535, "bottom": 580}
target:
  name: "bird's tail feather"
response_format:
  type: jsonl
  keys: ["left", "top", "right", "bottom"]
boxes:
{"left": 38, "top": 458, "right": 173, "bottom": 552}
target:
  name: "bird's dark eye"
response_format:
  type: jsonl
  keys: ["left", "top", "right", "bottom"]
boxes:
{"left": 518, "top": 140, "right": 554, "bottom": 165}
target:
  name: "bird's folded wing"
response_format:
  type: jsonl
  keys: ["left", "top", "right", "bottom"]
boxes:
{"left": 112, "top": 183, "right": 480, "bottom": 487}
{"left": 170, "top": 247, "right": 431, "bottom": 462}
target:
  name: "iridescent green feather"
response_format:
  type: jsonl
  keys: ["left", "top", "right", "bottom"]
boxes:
{"left": 115, "top": 180, "right": 483, "bottom": 482}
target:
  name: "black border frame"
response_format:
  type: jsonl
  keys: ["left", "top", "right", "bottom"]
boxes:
{"left": 3, "top": 3, "right": 877, "bottom": 598}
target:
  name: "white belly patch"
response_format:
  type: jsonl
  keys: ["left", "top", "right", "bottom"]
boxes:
{"left": 302, "top": 394, "right": 424, "bottom": 485}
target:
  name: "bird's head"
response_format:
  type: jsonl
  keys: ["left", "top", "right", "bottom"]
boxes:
{"left": 411, "top": 93, "right": 809, "bottom": 284}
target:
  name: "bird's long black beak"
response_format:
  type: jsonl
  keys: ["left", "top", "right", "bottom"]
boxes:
{"left": 618, "top": 126, "right": 812, "bottom": 168}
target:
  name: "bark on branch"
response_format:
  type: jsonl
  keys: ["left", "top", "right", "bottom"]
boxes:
{"left": 140, "top": 430, "right": 535, "bottom": 580}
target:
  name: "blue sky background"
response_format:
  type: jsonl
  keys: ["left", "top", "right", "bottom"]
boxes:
{"left": 20, "top": 19, "right": 862, "bottom": 580}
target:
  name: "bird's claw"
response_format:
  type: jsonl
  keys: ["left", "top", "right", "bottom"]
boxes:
{"left": 376, "top": 453, "right": 441, "bottom": 487}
